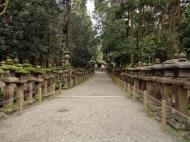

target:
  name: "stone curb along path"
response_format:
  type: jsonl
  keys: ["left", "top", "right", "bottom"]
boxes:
{"left": 0, "top": 72, "right": 183, "bottom": 142}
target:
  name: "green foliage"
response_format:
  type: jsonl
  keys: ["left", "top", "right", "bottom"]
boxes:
{"left": 15, "top": 68, "right": 30, "bottom": 74}
{"left": 0, "top": 68, "right": 4, "bottom": 73}
{"left": 0, "top": 0, "right": 61, "bottom": 65}
{"left": 181, "top": 5, "right": 190, "bottom": 57}
{"left": 94, "top": 0, "right": 186, "bottom": 67}
{"left": 23, "top": 66, "right": 36, "bottom": 73}
{"left": 68, "top": 2, "right": 96, "bottom": 67}
{"left": 63, "top": 63, "right": 71, "bottom": 70}
{"left": 1, "top": 64, "right": 19, "bottom": 71}
{"left": 0, "top": 0, "right": 96, "bottom": 67}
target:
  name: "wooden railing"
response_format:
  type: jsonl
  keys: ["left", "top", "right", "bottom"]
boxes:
{"left": 111, "top": 74, "right": 190, "bottom": 139}
{"left": 109, "top": 54, "right": 190, "bottom": 139}
{"left": 0, "top": 68, "right": 95, "bottom": 114}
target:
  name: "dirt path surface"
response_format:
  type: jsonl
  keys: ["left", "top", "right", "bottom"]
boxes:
{"left": 0, "top": 72, "right": 181, "bottom": 142}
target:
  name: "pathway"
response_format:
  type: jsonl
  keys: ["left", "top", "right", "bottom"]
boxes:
{"left": 0, "top": 72, "right": 182, "bottom": 142}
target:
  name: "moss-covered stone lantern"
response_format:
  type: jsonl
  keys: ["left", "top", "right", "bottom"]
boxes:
{"left": 64, "top": 51, "right": 71, "bottom": 64}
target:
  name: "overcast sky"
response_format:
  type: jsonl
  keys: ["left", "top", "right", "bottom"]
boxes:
{"left": 86, "top": 0, "right": 96, "bottom": 26}
{"left": 86, "top": 0, "right": 95, "bottom": 17}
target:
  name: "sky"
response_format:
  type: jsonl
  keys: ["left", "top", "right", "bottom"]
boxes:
{"left": 86, "top": 0, "right": 96, "bottom": 26}
{"left": 86, "top": 0, "right": 102, "bottom": 35}
{"left": 86, "top": 0, "right": 95, "bottom": 17}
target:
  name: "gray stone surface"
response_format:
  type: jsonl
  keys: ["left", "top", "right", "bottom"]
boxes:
{"left": 0, "top": 72, "right": 182, "bottom": 142}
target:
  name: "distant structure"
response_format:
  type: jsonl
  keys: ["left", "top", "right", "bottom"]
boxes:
{"left": 95, "top": 46, "right": 107, "bottom": 71}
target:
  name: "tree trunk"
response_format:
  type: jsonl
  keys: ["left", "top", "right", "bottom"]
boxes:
{"left": 168, "top": 0, "right": 181, "bottom": 53}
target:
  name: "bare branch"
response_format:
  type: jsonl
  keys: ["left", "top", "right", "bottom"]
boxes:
{"left": 0, "top": 0, "right": 9, "bottom": 16}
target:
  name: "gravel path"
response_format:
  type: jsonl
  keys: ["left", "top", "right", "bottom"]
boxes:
{"left": 0, "top": 72, "right": 181, "bottom": 142}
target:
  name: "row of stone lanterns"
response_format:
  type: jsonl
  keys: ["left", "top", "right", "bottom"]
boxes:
{"left": 111, "top": 53, "right": 190, "bottom": 131}
{"left": 121, "top": 53, "right": 190, "bottom": 113}
{"left": 0, "top": 56, "right": 94, "bottom": 114}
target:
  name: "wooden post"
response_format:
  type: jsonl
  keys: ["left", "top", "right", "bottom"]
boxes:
{"left": 73, "top": 78, "right": 75, "bottom": 86}
{"left": 37, "top": 84, "right": 42, "bottom": 103}
{"left": 79, "top": 76, "right": 81, "bottom": 84}
{"left": 128, "top": 83, "right": 130, "bottom": 92}
{"left": 69, "top": 77, "right": 73, "bottom": 88}
{"left": 121, "top": 80, "right": 123, "bottom": 89}
{"left": 144, "top": 90, "right": 148, "bottom": 113}
{"left": 123, "top": 82, "right": 126, "bottom": 91}
{"left": 64, "top": 77, "right": 69, "bottom": 89}
{"left": 59, "top": 82, "right": 62, "bottom": 93}
{"left": 127, "top": 83, "right": 131, "bottom": 97}
{"left": 133, "top": 85, "right": 136, "bottom": 101}
{"left": 177, "top": 86, "right": 188, "bottom": 114}
{"left": 52, "top": 83, "right": 55, "bottom": 96}
{"left": 76, "top": 77, "right": 78, "bottom": 85}
{"left": 44, "top": 80, "right": 48, "bottom": 96}
{"left": 121, "top": 80, "right": 123, "bottom": 88}
{"left": 16, "top": 85, "right": 24, "bottom": 112}
{"left": 162, "top": 100, "right": 167, "bottom": 130}
{"left": 80, "top": 76, "right": 82, "bottom": 84}
{"left": 28, "top": 82, "right": 33, "bottom": 104}
{"left": 4, "top": 83, "right": 15, "bottom": 107}
{"left": 69, "top": 69, "right": 72, "bottom": 88}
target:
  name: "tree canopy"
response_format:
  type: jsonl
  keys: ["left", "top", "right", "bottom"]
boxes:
{"left": 94, "top": 0, "right": 190, "bottom": 67}
{"left": 0, "top": 0, "right": 96, "bottom": 67}
{"left": 1, "top": 0, "right": 190, "bottom": 68}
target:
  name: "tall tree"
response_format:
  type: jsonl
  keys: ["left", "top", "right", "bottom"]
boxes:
{"left": 0, "top": 0, "right": 96, "bottom": 67}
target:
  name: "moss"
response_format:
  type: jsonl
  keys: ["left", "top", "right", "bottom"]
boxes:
{"left": 1, "top": 64, "right": 20, "bottom": 71}
{"left": 6, "top": 58, "right": 14, "bottom": 65}
{"left": 45, "top": 68, "right": 52, "bottom": 72}
{"left": 15, "top": 68, "right": 30, "bottom": 74}
{"left": 24, "top": 66, "right": 36, "bottom": 73}
{"left": 45, "top": 67, "right": 58, "bottom": 72}
{"left": 14, "top": 58, "right": 19, "bottom": 63}
{"left": 63, "top": 63, "right": 71, "bottom": 70}
{"left": 33, "top": 68, "right": 46, "bottom": 74}
{"left": 17, "top": 64, "right": 23, "bottom": 67}
{"left": 2, "top": 105, "right": 17, "bottom": 114}
{"left": 22, "top": 63, "right": 32, "bottom": 67}
{"left": 0, "top": 68, "right": 5, "bottom": 73}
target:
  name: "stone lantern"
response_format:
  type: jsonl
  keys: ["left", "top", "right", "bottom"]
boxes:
{"left": 1, "top": 76, "right": 19, "bottom": 108}
{"left": 15, "top": 79, "right": 28, "bottom": 112}
{"left": 33, "top": 76, "right": 44, "bottom": 103}
{"left": 61, "top": 51, "right": 71, "bottom": 66}
{"left": 152, "top": 58, "right": 163, "bottom": 76}
{"left": 61, "top": 57, "right": 65, "bottom": 67}
{"left": 177, "top": 52, "right": 190, "bottom": 78}
{"left": 43, "top": 74, "right": 51, "bottom": 97}
{"left": 0, "top": 80, "right": 5, "bottom": 95}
